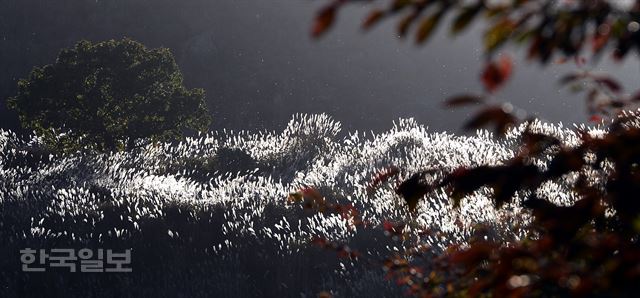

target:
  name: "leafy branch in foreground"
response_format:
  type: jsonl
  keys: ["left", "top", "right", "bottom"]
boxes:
{"left": 397, "top": 113, "right": 640, "bottom": 296}
{"left": 314, "top": 0, "right": 640, "bottom": 129}
{"left": 314, "top": 0, "right": 640, "bottom": 62}
{"left": 297, "top": 112, "right": 640, "bottom": 296}
{"left": 309, "top": 0, "right": 640, "bottom": 296}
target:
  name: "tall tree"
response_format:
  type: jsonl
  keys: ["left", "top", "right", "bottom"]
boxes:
{"left": 7, "top": 39, "right": 211, "bottom": 151}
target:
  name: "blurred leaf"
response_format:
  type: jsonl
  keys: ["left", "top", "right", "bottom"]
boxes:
{"left": 451, "top": 5, "right": 482, "bottom": 34}
{"left": 631, "top": 90, "right": 640, "bottom": 101}
{"left": 450, "top": 242, "right": 494, "bottom": 267}
{"left": 609, "top": 100, "right": 626, "bottom": 108}
{"left": 397, "top": 12, "right": 418, "bottom": 37}
{"left": 444, "top": 94, "right": 485, "bottom": 107}
{"left": 589, "top": 114, "right": 603, "bottom": 123}
{"left": 464, "top": 105, "right": 516, "bottom": 135}
{"left": 593, "top": 30, "right": 610, "bottom": 53}
{"left": 546, "top": 148, "right": 585, "bottom": 178}
{"left": 391, "top": 0, "right": 413, "bottom": 11}
{"left": 442, "top": 166, "right": 495, "bottom": 206}
{"left": 416, "top": 10, "right": 445, "bottom": 44}
{"left": 383, "top": 220, "right": 406, "bottom": 237}
{"left": 481, "top": 55, "right": 513, "bottom": 93}
{"left": 312, "top": 6, "right": 337, "bottom": 38}
{"left": 395, "top": 172, "right": 431, "bottom": 212}
{"left": 484, "top": 19, "right": 515, "bottom": 53}
{"left": 287, "top": 192, "right": 303, "bottom": 203}
{"left": 484, "top": 6, "right": 507, "bottom": 18}
{"left": 363, "top": 10, "right": 386, "bottom": 30}
{"left": 559, "top": 73, "right": 582, "bottom": 85}
{"left": 522, "top": 130, "right": 562, "bottom": 156}
{"left": 594, "top": 76, "right": 622, "bottom": 93}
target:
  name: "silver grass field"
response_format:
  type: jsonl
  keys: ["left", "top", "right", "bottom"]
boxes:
{"left": 0, "top": 113, "right": 611, "bottom": 297}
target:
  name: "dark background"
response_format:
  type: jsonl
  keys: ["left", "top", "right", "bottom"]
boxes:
{"left": 1, "top": 0, "right": 638, "bottom": 133}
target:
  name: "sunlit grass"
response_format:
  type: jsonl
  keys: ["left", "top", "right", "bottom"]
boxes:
{"left": 0, "top": 113, "right": 600, "bottom": 296}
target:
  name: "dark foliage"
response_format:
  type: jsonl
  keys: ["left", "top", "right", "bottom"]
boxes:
{"left": 311, "top": 0, "right": 640, "bottom": 296}
{"left": 315, "top": 0, "right": 640, "bottom": 62}
{"left": 7, "top": 39, "right": 211, "bottom": 152}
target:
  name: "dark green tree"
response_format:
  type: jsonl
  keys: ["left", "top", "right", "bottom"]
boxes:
{"left": 7, "top": 38, "right": 211, "bottom": 151}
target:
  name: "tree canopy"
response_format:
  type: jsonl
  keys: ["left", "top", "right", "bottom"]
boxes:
{"left": 7, "top": 38, "right": 211, "bottom": 151}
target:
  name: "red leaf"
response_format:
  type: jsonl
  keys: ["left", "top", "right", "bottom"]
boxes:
{"left": 383, "top": 220, "right": 405, "bottom": 236}
{"left": 592, "top": 26, "right": 610, "bottom": 53}
{"left": 312, "top": 6, "right": 337, "bottom": 38}
{"left": 481, "top": 55, "right": 513, "bottom": 93}
{"left": 363, "top": 10, "right": 385, "bottom": 30}
{"left": 589, "top": 114, "right": 603, "bottom": 123}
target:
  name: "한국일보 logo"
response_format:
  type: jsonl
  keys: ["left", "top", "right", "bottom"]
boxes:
{"left": 20, "top": 248, "right": 132, "bottom": 273}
